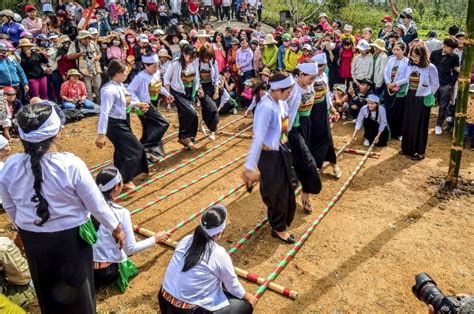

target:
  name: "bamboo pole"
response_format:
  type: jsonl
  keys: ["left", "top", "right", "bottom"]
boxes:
{"left": 130, "top": 154, "right": 247, "bottom": 215}
{"left": 217, "top": 131, "right": 253, "bottom": 140}
{"left": 446, "top": 2, "right": 474, "bottom": 188}
{"left": 81, "top": 0, "right": 97, "bottom": 30}
{"left": 116, "top": 125, "right": 253, "bottom": 200}
{"left": 227, "top": 217, "right": 268, "bottom": 255}
{"left": 134, "top": 225, "right": 298, "bottom": 299}
{"left": 254, "top": 144, "right": 375, "bottom": 299}
{"left": 335, "top": 147, "right": 380, "bottom": 158}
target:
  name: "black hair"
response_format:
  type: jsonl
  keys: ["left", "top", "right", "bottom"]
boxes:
{"left": 428, "top": 31, "right": 437, "bottom": 38}
{"left": 95, "top": 166, "right": 121, "bottom": 201}
{"left": 409, "top": 45, "right": 429, "bottom": 68}
{"left": 443, "top": 37, "right": 459, "bottom": 49}
{"left": 107, "top": 59, "right": 127, "bottom": 78}
{"left": 182, "top": 205, "right": 226, "bottom": 272}
{"left": 448, "top": 25, "right": 460, "bottom": 36}
{"left": 269, "top": 72, "right": 293, "bottom": 92}
{"left": 393, "top": 41, "right": 406, "bottom": 52}
{"left": 252, "top": 78, "right": 267, "bottom": 103}
{"left": 179, "top": 44, "right": 197, "bottom": 70}
{"left": 17, "top": 104, "right": 56, "bottom": 227}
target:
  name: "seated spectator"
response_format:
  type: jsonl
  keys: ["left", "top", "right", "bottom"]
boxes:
{"left": 0, "top": 87, "right": 21, "bottom": 140}
{"left": 348, "top": 78, "right": 372, "bottom": 120}
{"left": 332, "top": 84, "right": 349, "bottom": 119}
{"left": 60, "top": 69, "right": 99, "bottom": 114}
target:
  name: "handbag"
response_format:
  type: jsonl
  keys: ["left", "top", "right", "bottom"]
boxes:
{"left": 395, "top": 84, "right": 408, "bottom": 98}
{"left": 423, "top": 93, "right": 436, "bottom": 107}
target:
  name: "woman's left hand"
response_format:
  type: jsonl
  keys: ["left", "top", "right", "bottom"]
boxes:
{"left": 213, "top": 92, "right": 219, "bottom": 100}
{"left": 197, "top": 89, "right": 204, "bottom": 98}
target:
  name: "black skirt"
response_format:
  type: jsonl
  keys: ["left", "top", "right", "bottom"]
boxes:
{"left": 363, "top": 116, "right": 389, "bottom": 147}
{"left": 19, "top": 226, "right": 96, "bottom": 314}
{"left": 288, "top": 126, "right": 322, "bottom": 194}
{"left": 170, "top": 87, "right": 198, "bottom": 140}
{"left": 384, "top": 91, "right": 405, "bottom": 139}
{"left": 309, "top": 101, "right": 337, "bottom": 168}
{"left": 139, "top": 104, "right": 169, "bottom": 156}
{"left": 106, "top": 116, "right": 149, "bottom": 183}
{"left": 401, "top": 90, "right": 431, "bottom": 155}
{"left": 94, "top": 263, "right": 119, "bottom": 288}
{"left": 199, "top": 82, "right": 220, "bottom": 132}
{"left": 257, "top": 144, "right": 297, "bottom": 232}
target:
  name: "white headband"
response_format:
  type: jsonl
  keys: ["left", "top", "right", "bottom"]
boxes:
{"left": 201, "top": 205, "right": 227, "bottom": 237}
{"left": 269, "top": 75, "right": 295, "bottom": 90}
{"left": 18, "top": 108, "right": 61, "bottom": 143}
{"left": 98, "top": 171, "right": 122, "bottom": 192}
{"left": 142, "top": 54, "right": 159, "bottom": 64}
{"left": 297, "top": 62, "right": 318, "bottom": 75}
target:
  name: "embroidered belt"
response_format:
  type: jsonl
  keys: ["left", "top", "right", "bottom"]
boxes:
{"left": 94, "top": 261, "right": 113, "bottom": 269}
{"left": 161, "top": 288, "right": 198, "bottom": 310}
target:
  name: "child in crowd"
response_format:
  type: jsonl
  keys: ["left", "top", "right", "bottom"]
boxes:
{"left": 332, "top": 84, "right": 349, "bottom": 119}
{"left": 0, "top": 87, "right": 22, "bottom": 140}
{"left": 348, "top": 78, "right": 372, "bottom": 120}
{"left": 352, "top": 94, "right": 389, "bottom": 147}
{"left": 92, "top": 166, "right": 170, "bottom": 292}
{"left": 244, "top": 77, "right": 267, "bottom": 117}
{"left": 340, "top": 24, "right": 356, "bottom": 45}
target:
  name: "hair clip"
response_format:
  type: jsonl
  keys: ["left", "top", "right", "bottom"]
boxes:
{"left": 31, "top": 194, "right": 40, "bottom": 203}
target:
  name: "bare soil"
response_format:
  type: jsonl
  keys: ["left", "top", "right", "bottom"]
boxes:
{"left": 1, "top": 108, "right": 473, "bottom": 313}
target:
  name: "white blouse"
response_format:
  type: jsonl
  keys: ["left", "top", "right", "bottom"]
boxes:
{"left": 127, "top": 70, "right": 171, "bottom": 104}
{"left": 162, "top": 235, "right": 245, "bottom": 311}
{"left": 0, "top": 152, "right": 119, "bottom": 233}
{"left": 384, "top": 56, "right": 409, "bottom": 85}
{"left": 93, "top": 202, "right": 155, "bottom": 263}
{"left": 395, "top": 64, "right": 440, "bottom": 97}
{"left": 163, "top": 59, "right": 201, "bottom": 94}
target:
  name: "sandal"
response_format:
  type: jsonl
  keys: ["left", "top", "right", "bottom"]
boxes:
{"left": 302, "top": 199, "right": 312, "bottom": 214}
{"left": 271, "top": 229, "right": 296, "bottom": 244}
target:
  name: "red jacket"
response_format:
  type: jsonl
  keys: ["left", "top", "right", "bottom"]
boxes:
{"left": 188, "top": 0, "right": 199, "bottom": 14}
{"left": 214, "top": 0, "right": 222, "bottom": 6}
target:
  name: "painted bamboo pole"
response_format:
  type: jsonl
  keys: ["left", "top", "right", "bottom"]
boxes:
{"left": 116, "top": 125, "right": 253, "bottom": 200}
{"left": 130, "top": 154, "right": 247, "bottom": 215}
{"left": 134, "top": 225, "right": 298, "bottom": 299}
{"left": 336, "top": 147, "right": 380, "bottom": 158}
{"left": 227, "top": 217, "right": 268, "bottom": 255}
{"left": 90, "top": 116, "right": 246, "bottom": 173}
{"left": 254, "top": 143, "right": 375, "bottom": 299}
{"left": 217, "top": 131, "right": 253, "bottom": 140}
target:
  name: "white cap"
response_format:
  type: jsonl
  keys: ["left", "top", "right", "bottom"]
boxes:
{"left": 88, "top": 27, "right": 98, "bottom": 35}
{"left": 302, "top": 44, "right": 312, "bottom": 51}
{"left": 154, "top": 29, "right": 165, "bottom": 36}
{"left": 138, "top": 34, "right": 149, "bottom": 43}
{"left": 356, "top": 39, "right": 370, "bottom": 51}
{"left": 179, "top": 39, "right": 189, "bottom": 46}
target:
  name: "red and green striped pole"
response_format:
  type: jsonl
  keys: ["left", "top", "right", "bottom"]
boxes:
{"left": 227, "top": 217, "right": 268, "bottom": 255}
{"left": 130, "top": 154, "right": 247, "bottom": 215}
{"left": 116, "top": 125, "right": 253, "bottom": 200}
{"left": 254, "top": 143, "right": 375, "bottom": 299}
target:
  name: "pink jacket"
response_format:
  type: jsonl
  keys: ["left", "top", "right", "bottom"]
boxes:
{"left": 106, "top": 46, "right": 127, "bottom": 61}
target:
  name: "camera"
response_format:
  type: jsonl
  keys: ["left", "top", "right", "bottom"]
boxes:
{"left": 412, "top": 273, "right": 474, "bottom": 313}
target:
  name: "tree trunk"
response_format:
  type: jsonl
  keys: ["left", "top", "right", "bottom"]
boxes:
{"left": 445, "top": 0, "right": 474, "bottom": 188}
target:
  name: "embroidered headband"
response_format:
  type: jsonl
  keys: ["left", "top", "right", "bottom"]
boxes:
{"left": 200, "top": 205, "right": 227, "bottom": 237}
{"left": 142, "top": 54, "right": 159, "bottom": 64}
{"left": 98, "top": 170, "right": 123, "bottom": 192}
{"left": 269, "top": 75, "right": 295, "bottom": 90}
{"left": 18, "top": 108, "right": 61, "bottom": 143}
{"left": 297, "top": 62, "right": 318, "bottom": 75}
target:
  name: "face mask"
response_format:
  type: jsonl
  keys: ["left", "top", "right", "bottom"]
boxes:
{"left": 127, "top": 37, "right": 135, "bottom": 43}
{"left": 290, "top": 46, "right": 298, "bottom": 52}
{"left": 113, "top": 40, "right": 120, "bottom": 46}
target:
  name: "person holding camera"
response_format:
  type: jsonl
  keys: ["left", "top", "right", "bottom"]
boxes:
{"left": 60, "top": 69, "right": 99, "bottom": 114}
{"left": 18, "top": 38, "right": 49, "bottom": 100}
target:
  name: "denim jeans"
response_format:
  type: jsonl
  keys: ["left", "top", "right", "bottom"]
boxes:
{"left": 63, "top": 99, "right": 100, "bottom": 114}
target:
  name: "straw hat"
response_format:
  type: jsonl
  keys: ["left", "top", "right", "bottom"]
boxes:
{"left": 318, "top": 12, "right": 328, "bottom": 19}
{"left": 18, "top": 38, "right": 35, "bottom": 48}
{"left": 158, "top": 48, "right": 171, "bottom": 59}
{"left": 370, "top": 38, "right": 387, "bottom": 52}
{"left": 196, "top": 30, "right": 210, "bottom": 38}
{"left": 60, "top": 35, "right": 71, "bottom": 43}
{"left": 259, "top": 68, "right": 271, "bottom": 77}
{"left": 77, "top": 30, "right": 91, "bottom": 40}
{"left": 0, "top": 10, "right": 14, "bottom": 18}
{"left": 263, "top": 34, "right": 278, "bottom": 45}
{"left": 67, "top": 69, "right": 82, "bottom": 78}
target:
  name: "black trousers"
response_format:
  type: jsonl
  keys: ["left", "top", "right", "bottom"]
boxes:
{"left": 19, "top": 227, "right": 96, "bottom": 314}
{"left": 258, "top": 145, "right": 297, "bottom": 232}
{"left": 222, "top": 6, "right": 230, "bottom": 20}
{"left": 158, "top": 288, "right": 253, "bottom": 313}
{"left": 199, "top": 83, "right": 220, "bottom": 132}
{"left": 363, "top": 117, "right": 389, "bottom": 147}
{"left": 94, "top": 263, "right": 119, "bottom": 288}
{"left": 402, "top": 90, "right": 431, "bottom": 155}
{"left": 139, "top": 104, "right": 169, "bottom": 156}
{"left": 436, "top": 84, "right": 452, "bottom": 127}
{"left": 106, "top": 116, "right": 149, "bottom": 182}
{"left": 171, "top": 88, "right": 198, "bottom": 141}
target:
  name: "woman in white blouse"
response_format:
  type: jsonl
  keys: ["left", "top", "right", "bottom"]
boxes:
{"left": 0, "top": 103, "right": 125, "bottom": 313}
{"left": 159, "top": 205, "right": 257, "bottom": 312}
{"left": 164, "top": 44, "right": 200, "bottom": 149}
{"left": 390, "top": 45, "right": 439, "bottom": 160}
{"left": 384, "top": 42, "right": 409, "bottom": 140}
{"left": 242, "top": 72, "right": 298, "bottom": 244}
{"left": 92, "top": 166, "right": 169, "bottom": 292}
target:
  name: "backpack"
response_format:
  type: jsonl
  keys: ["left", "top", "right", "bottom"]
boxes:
{"left": 63, "top": 108, "right": 84, "bottom": 123}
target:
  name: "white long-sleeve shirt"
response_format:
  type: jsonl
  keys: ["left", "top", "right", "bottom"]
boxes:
{"left": 93, "top": 202, "right": 155, "bottom": 263}
{"left": 127, "top": 70, "right": 171, "bottom": 104}
{"left": 351, "top": 53, "right": 374, "bottom": 82}
{"left": 197, "top": 60, "right": 220, "bottom": 89}
{"left": 373, "top": 52, "right": 388, "bottom": 88}
{"left": 98, "top": 80, "right": 138, "bottom": 135}
{"left": 245, "top": 94, "right": 289, "bottom": 171}
{"left": 163, "top": 59, "right": 201, "bottom": 94}
{"left": 162, "top": 235, "right": 245, "bottom": 311}
{"left": 0, "top": 152, "right": 119, "bottom": 233}
{"left": 355, "top": 105, "right": 387, "bottom": 133}
{"left": 384, "top": 56, "right": 409, "bottom": 85}
{"left": 395, "top": 64, "right": 439, "bottom": 97}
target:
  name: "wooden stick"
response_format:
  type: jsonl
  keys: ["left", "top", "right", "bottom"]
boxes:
{"left": 134, "top": 225, "right": 298, "bottom": 299}
{"left": 336, "top": 147, "right": 380, "bottom": 158}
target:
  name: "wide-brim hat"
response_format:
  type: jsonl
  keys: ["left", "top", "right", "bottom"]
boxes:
{"left": 196, "top": 30, "right": 210, "bottom": 38}
{"left": 370, "top": 39, "right": 387, "bottom": 52}
{"left": 158, "top": 48, "right": 171, "bottom": 59}
{"left": 18, "top": 38, "right": 35, "bottom": 48}
{"left": 67, "top": 69, "right": 82, "bottom": 77}
{"left": 263, "top": 34, "right": 278, "bottom": 45}
{"left": 0, "top": 10, "right": 14, "bottom": 18}
{"left": 77, "top": 30, "right": 91, "bottom": 40}
{"left": 259, "top": 68, "right": 271, "bottom": 76}
{"left": 318, "top": 12, "right": 328, "bottom": 19}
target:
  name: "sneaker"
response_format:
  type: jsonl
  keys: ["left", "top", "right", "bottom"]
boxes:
{"left": 363, "top": 139, "right": 370, "bottom": 146}
{"left": 435, "top": 126, "right": 442, "bottom": 135}
{"left": 232, "top": 107, "right": 238, "bottom": 115}
{"left": 209, "top": 132, "right": 216, "bottom": 141}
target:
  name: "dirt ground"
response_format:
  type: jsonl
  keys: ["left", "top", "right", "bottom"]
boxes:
{"left": 1, "top": 107, "right": 473, "bottom": 313}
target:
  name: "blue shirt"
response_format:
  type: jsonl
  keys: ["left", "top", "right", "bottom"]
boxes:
{"left": 277, "top": 45, "right": 286, "bottom": 71}
{"left": 1, "top": 22, "right": 24, "bottom": 45}
{"left": 0, "top": 57, "right": 28, "bottom": 87}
